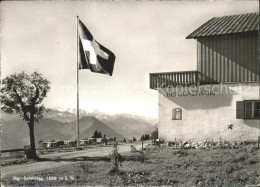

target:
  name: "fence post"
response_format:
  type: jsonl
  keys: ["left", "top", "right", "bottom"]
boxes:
{"left": 112, "top": 141, "right": 119, "bottom": 171}
{"left": 141, "top": 137, "right": 144, "bottom": 163}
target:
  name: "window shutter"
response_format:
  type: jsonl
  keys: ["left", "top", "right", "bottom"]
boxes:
{"left": 178, "top": 109, "right": 182, "bottom": 120}
{"left": 172, "top": 109, "right": 176, "bottom": 120}
{"left": 236, "top": 101, "right": 245, "bottom": 119}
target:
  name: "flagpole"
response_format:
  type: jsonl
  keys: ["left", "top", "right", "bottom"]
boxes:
{"left": 76, "top": 15, "right": 80, "bottom": 148}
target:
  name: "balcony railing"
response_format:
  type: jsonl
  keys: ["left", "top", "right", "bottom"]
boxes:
{"left": 150, "top": 71, "right": 199, "bottom": 89}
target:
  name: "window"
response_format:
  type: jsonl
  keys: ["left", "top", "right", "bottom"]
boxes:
{"left": 245, "top": 101, "right": 260, "bottom": 119}
{"left": 236, "top": 100, "right": 260, "bottom": 119}
{"left": 172, "top": 108, "right": 182, "bottom": 120}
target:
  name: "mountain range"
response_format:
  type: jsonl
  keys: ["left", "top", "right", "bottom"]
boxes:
{"left": 1, "top": 109, "right": 157, "bottom": 150}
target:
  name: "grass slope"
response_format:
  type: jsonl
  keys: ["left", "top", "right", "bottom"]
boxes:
{"left": 2, "top": 144, "right": 259, "bottom": 186}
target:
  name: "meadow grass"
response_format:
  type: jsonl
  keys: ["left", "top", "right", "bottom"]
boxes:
{"left": 2, "top": 144, "right": 259, "bottom": 186}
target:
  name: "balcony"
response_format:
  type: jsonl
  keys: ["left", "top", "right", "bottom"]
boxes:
{"left": 149, "top": 71, "right": 222, "bottom": 89}
{"left": 149, "top": 71, "right": 200, "bottom": 89}
{"left": 151, "top": 70, "right": 225, "bottom": 89}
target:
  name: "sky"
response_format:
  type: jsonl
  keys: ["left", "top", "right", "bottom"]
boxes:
{"left": 1, "top": 1, "right": 258, "bottom": 118}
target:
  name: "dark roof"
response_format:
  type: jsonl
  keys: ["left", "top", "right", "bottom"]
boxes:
{"left": 186, "top": 12, "right": 259, "bottom": 39}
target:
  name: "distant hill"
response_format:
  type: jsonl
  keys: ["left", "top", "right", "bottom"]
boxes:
{"left": 1, "top": 119, "right": 29, "bottom": 150}
{"left": 68, "top": 116, "right": 125, "bottom": 140}
{"left": 100, "top": 115, "right": 156, "bottom": 139}
{"left": 1, "top": 112, "right": 20, "bottom": 122}
{"left": 46, "top": 110, "right": 157, "bottom": 139}
{"left": 43, "top": 109, "right": 157, "bottom": 139}
{"left": 1, "top": 109, "right": 157, "bottom": 149}
{"left": 1, "top": 116, "right": 125, "bottom": 150}
{"left": 1, "top": 118, "right": 69, "bottom": 150}
{"left": 43, "top": 109, "right": 77, "bottom": 123}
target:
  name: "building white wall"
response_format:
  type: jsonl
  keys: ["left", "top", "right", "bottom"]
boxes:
{"left": 158, "top": 83, "right": 260, "bottom": 142}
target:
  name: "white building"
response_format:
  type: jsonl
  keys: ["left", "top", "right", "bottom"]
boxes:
{"left": 150, "top": 13, "right": 260, "bottom": 142}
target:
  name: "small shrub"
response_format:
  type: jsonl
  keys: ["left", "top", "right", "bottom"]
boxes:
{"left": 233, "top": 172, "right": 249, "bottom": 183}
{"left": 205, "top": 175, "right": 216, "bottom": 186}
{"left": 109, "top": 167, "right": 120, "bottom": 175}
{"left": 194, "top": 175, "right": 204, "bottom": 185}
{"left": 208, "top": 167, "right": 217, "bottom": 173}
{"left": 225, "top": 165, "right": 235, "bottom": 174}
{"left": 173, "top": 149, "right": 188, "bottom": 157}
{"left": 111, "top": 142, "right": 121, "bottom": 171}
{"left": 249, "top": 146, "right": 259, "bottom": 153}
{"left": 80, "top": 162, "right": 89, "bottom": 173}
{"left": 247, "top": 156, "right": 259, "bottom": 165}
{"left": 232, "top": 153, "right": 248, "bottom": 163}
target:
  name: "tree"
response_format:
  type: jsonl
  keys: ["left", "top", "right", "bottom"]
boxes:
{"left": 140, "top": 134, "right": 150, "bottom": 141}
{"left": 92, "top": 131, "right": 102, "bottom": 138}
{"left": 150, "top": 128, "right": 158, "bottom": 140}
{"left": 98, "top": 131, "right": 102, "bottom": 138}
{"left": 92, "top": 130, "right": 99, "bottom": 138}
{"left": 133, "top": 137, "right": 137, "bottom": 142}
{"left": 1, "top": 72, "right": 50, "bottom": 159}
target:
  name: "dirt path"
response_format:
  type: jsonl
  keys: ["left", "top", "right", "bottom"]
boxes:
{"left": 1, "top": 142, "right": 147, "bottom": 178}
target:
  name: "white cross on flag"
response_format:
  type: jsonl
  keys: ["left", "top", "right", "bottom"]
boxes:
{"left": 78, "top": 19, "right": 115, "bottom": 76}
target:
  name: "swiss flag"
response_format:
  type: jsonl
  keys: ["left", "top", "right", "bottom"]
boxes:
{"left": 78, "top": 19, "right": 115, "bottom": 76}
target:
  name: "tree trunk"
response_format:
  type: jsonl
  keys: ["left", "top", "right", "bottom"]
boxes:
{"left": 27, "top": 122, "right": 37, "bottom": 159}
